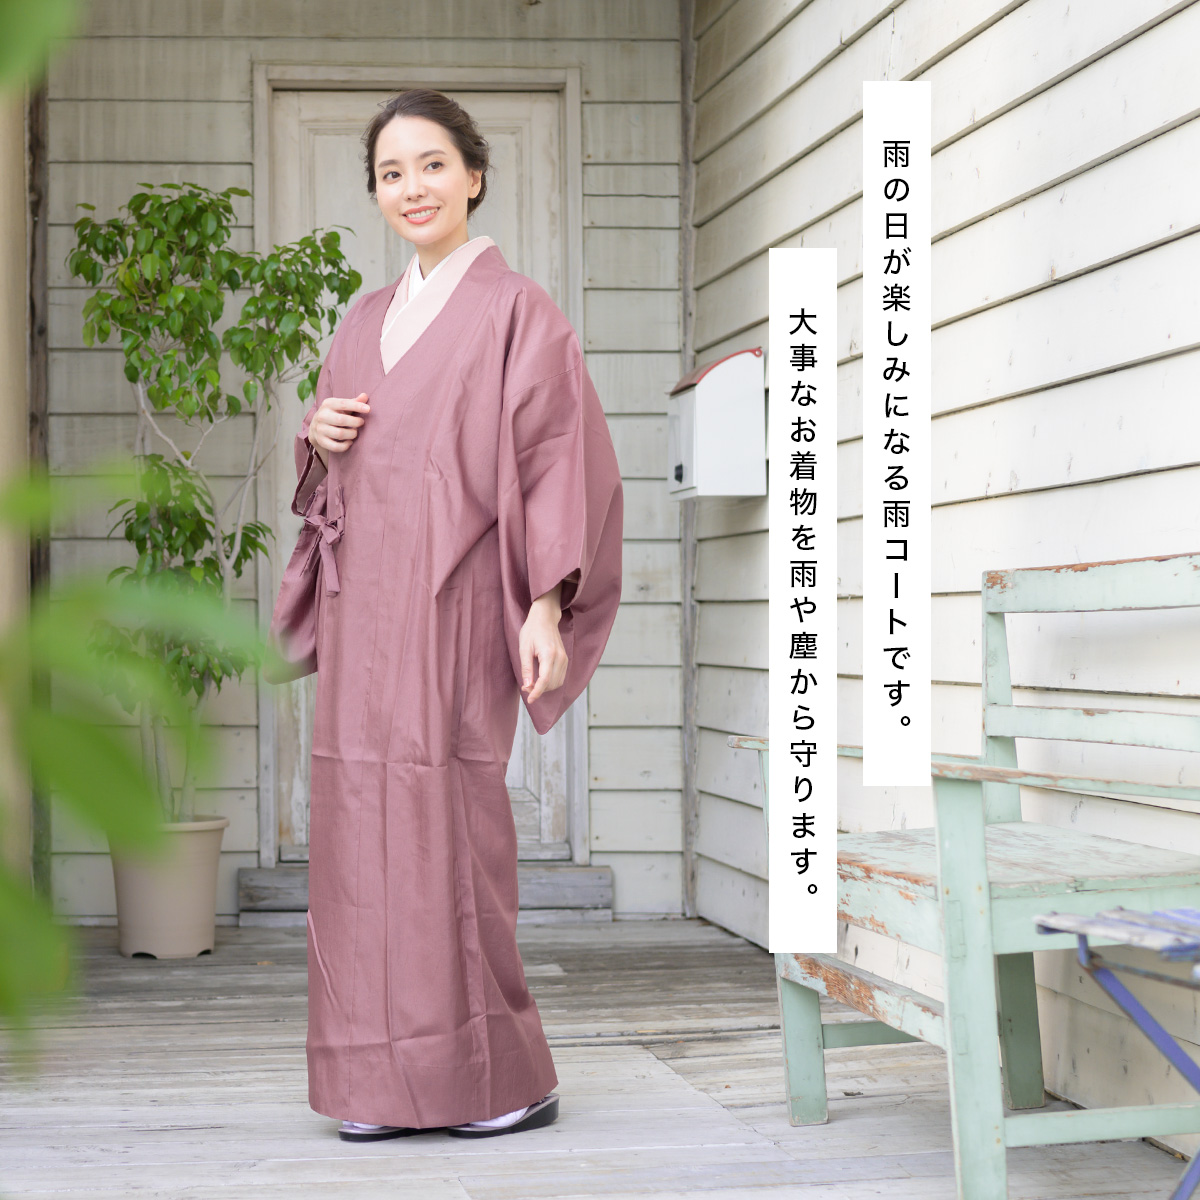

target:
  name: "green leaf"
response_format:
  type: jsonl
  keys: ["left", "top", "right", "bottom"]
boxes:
{"left": 13, "top": 705, "right": 165, "bottom": 854}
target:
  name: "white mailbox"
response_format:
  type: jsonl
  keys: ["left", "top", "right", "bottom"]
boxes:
{"left": 666, "top": 346, "right": 765, "bottom": 498}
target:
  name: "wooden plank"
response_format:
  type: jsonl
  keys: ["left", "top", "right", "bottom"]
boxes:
{"left": 49, "top": 99, "right": 251, "bottom": 162}
{"left": 52, "top": 474, "right": 258, "bottom": 539}
{"left": 836, "top": 465, "right": 1200, "bottom": 597}
{"left": 587, "top": 850, "right": 682, "bottom": 915}
{"left": 821, "top": 1019, "right": 918, "bottom": 1048}
{"left": 932, "top": 2, "right": 1200, "bottom": 234}
{"left": 698, "top": 257, "right": 858, "bottom": 360}
{"left": 52, "top": 849, "right": 258, "bottom": 918}
{"left": 843, "top": 592, "right": 1200, "bottom": 700}
{"left": 698, "top": 725, "right": 765, "bottom": 809}
{"left": 584, "top": 195, "right": 680, "bottom": 228}
{"left": 838, "top": 921, "right": 946, "bottom": 1002}
{"left": 581, "top": 103, "right": 682, "bottom": 165}
{"left": 585, "top": 351, "right": 682, "bottom": 414}
{"left": 584, "top": 228, "right": 680, "bottom": 288}
{"left": 693, "top": 0, "right": 1019, "bottom": 222}
{"left": 583, "top": 289, "right": 680, "bottom": 352}
{"left": 693, "top": 14, "right": 890, "bottom": 222}
{"left": 50, "top": 538, "right": 257, "bottom": 599}
{"left": 590, "top": 791, "right": 681, "bottom": 852}
{"left": 587, "top": 665, "right": 682, "bottom": 725}
{"left": 984, "top": 551, "right": 1200, "bottom": 614}
{"left": 697, "top": 235, "right": 858, "bottom": 344}
{"left": 986, "top": 703, "right": 1200, "bottom": 753}
{"left": 840, "top": 820, "right": 1200, "bottom": 897}
{"left": 47, "top": 346, "right": 272, "bottom": 416}
{"left": 50, "top": 36, "right": 681, "bottom": 102}
{"left": 695, "top": 531, "right": 766, "bottom": 601}
{"left": 694, "top": 494, "right": 768, "bottom": 541}
{"left": 696, "top": 314, "right": 767, "bottom": 365}
{"left": 49, "top": 412, "right": 260, "bottom": 475}
{"left": 1006, "top": 1103, "right": 1200, "bottom": 1147}
{"left": 81, "top": 0, "right": 680, "bottom": 38}
{"left": 694, "top": 0, "right": 895, "bottom": 151}
{"left": 609, "top": 413, "right": 667, "bottom": 478}
{"left": 694, "top": 853, "right": 767, "bottom": 946}
{"left": 923, "top": 0, "right": 1193, "bottom": 146}
{"left": 523, "top": 865, "right": 616, "bottom": 910}
{"left": 695, "top": 664, "right": 766, "bottom": 737}
{"left": 589, "top": 727, "right": 683, "bottom": 790}
{"left": 696, "top": 601, "right": 767, "bottom": 669}
{"left": 52, "top": 788, "right": 259, "bottom": 854}
{"left": 603, "top": 601, "right": 680, "bottom": 666}
{"left": 928, "top": 231, "right": 1200, "bottom": 414}
{"left": 893, "top": 349, "right": 1200, "bottom": 507}
{"left": 1036, "top": 981, "right": 1200, "bottom": 1160}
{"left": 620, "top": 478, "right": 680, "bottom": 542}
{"left": 695, "top": 791, "right": 766, "bottom": 880}
{"left": 776, "top": 952, "right": 947, "bottom": 1047}
{"left": 694, "top": 123, "right": 858, "bottom": 292}
{"left": 613, "top": 541, "right": 679, "bottom": 604}
{"left": 238, "top": 863, "right": 615, "bottom": 913}
{"left": 582, "top": 164, "right": 680, "bottom": 196}
{"left": 933, "top": 116, "right": 1200, "bottom": 323}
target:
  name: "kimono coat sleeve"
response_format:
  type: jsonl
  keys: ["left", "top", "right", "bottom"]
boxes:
{"left": 291, "top": 297, "right": 363, "bottom": 519}
{"left": 497, "top": 286, "right": 624, "bottom": 736}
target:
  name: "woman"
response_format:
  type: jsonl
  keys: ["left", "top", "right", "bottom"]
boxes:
{"left": 282, "top": 89, "right": 624, "bottom": 1142}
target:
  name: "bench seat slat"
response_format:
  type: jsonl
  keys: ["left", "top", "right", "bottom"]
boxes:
{"left": 838, "top": 822, "right": 1200, "bottom": 898}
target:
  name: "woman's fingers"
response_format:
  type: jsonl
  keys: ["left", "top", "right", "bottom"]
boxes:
{"left": 521, "top": 630, "right": 568, "bottom": 702}
{"left": 313, "top": 394, "right": 370, "bottom": 450}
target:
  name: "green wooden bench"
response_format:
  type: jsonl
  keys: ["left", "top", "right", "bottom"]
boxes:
{"left": 730, "top": 551, "right": 1200, "bottom": 1199}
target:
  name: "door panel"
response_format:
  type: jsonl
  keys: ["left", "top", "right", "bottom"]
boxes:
{"left": 267, "top": 87, "right": 571, "bottom": 863}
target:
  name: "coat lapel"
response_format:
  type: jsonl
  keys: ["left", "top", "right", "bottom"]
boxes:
{"left": 378, "top": 235, "right": 498, "bottom": 376}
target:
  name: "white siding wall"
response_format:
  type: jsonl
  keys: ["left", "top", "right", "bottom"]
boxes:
{"left": 687, "top": 0, "right": 1200, "bottom": 1149}
{"left": 45, "top": 1, "right": 685, "bottom": 920}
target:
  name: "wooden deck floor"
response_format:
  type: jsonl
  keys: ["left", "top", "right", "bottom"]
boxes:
{"left": 0, "top": 917, "right": 1188, "bottom": 1199}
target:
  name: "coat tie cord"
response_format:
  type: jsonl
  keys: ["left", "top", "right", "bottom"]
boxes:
{"left": 303, "top": 483, "right": 346, "bottom": 596}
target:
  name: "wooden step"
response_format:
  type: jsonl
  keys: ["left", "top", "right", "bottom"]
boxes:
{"left": 238, "top": 863, "right": 614, "bottom": 915}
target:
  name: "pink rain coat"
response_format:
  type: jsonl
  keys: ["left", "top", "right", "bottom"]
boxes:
{"left": 287, "top": 237, "right": 623, "bottom": 1127}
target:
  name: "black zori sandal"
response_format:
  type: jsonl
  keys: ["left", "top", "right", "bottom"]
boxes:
{"left": 338, "top": 1120, "right": 425, "bottom": 1142}
{"left": 446, "top": 1092, "right": 560, "bottom": 1138}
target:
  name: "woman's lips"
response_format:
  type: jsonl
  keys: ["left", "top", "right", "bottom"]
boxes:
{"left": 404, "top": 207, "right": 438, "bottom": 224}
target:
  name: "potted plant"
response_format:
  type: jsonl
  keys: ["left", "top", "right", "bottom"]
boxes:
{"left": 66, "top": 181, "right": 360, "bottom": 957}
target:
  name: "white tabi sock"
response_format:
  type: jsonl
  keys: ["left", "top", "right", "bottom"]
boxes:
{"left": 461, "top": 1103, "right": 530, "bottom": 1128}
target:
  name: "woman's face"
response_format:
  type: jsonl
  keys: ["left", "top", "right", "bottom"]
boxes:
{"left": 374, "top": 114, "right": 481, "bottom": 260}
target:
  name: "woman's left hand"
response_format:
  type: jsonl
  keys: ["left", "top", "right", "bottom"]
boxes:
{"left": 519, "top": 589, "right": 568, "bottom": 702}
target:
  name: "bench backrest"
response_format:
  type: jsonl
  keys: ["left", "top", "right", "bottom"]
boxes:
{"left": 980, "top": 552, "right": 1200, "bottom": 823}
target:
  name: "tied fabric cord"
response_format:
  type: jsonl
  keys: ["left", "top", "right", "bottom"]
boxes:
{"left": 303, "top": 483, "right": 346, "bottom": 596}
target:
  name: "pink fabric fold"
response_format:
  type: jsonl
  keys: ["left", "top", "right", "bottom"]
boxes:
{"left": 287, "top": 240, "right": 622, "bottom": 1130}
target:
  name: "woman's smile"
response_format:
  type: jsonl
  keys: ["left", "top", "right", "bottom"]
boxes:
{"left": 403, "top": 206, "right": 438, "bottom": 224}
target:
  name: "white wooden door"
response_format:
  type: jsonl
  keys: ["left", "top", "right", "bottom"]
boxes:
{"left": 265, "top": 87, "right": 575, "bottom": 865}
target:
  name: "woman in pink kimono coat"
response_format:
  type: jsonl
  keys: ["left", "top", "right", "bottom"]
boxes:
{"left": 277, "top": 90, "right": 623, "bottom": 1140}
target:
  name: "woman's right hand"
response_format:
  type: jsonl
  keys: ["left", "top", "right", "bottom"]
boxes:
{"left": 309, "top": 393, "right": 371, "bottom": 466}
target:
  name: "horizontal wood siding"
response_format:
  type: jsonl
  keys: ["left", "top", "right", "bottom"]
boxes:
{"left": 46, "top": 4, "right": 683, "bottom": 918}
{"left": 686, "top": 0, "right": 1200, "bottom": 1146}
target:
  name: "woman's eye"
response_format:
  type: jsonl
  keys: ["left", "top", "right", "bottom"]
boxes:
{"left": 427, "top": 161, "right": 442, "bottom": 170}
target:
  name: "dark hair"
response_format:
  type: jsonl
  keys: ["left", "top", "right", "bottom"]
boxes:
{"left": 362, "top": 88, "right": 490, "bottom": 216}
